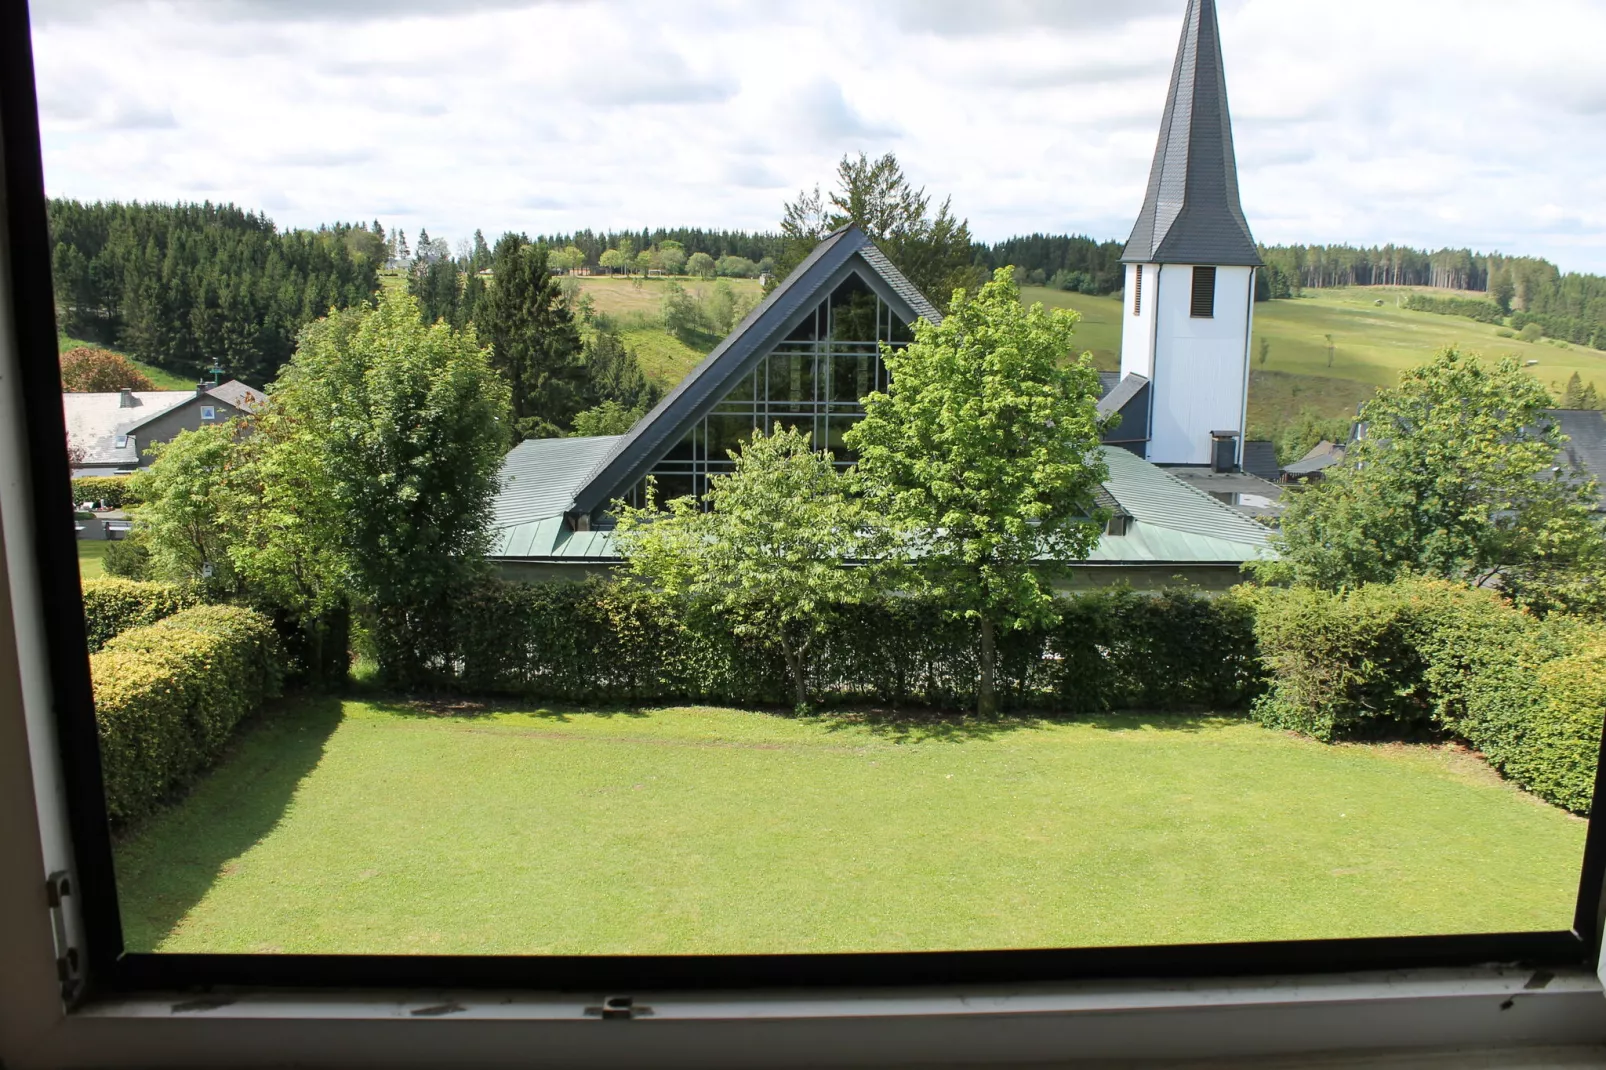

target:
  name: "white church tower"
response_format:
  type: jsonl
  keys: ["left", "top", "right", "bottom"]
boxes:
{"left": 1117, "top": 0, "right": 1260, "bottom": 468}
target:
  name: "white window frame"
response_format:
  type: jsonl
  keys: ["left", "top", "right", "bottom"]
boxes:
{"left": 199, "top": 405, "right": 215, "bottom": 421}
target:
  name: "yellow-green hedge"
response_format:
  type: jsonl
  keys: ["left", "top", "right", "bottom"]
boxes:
{"left": 81, "top": 578, "right": 198, "bottom": 652}
{"left": 91, "top": 605, "right": 281, "bottom": 823}
{"left": 71, "top": 475, "right": 138, "bottom": 508}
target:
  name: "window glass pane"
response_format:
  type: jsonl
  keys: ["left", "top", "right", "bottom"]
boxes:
{"left": 705, "top": 413, "right": 755, "bottom": 460}
{"left": 829, "top": 273, "right": 878, "bottom": 342}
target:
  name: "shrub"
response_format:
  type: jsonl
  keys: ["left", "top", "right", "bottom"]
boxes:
{"left": 1249, "top": 577, "right": 1606, "bottom": 813}
{"left": 60, "top": 347, "right": 155, "bottom": 392}
{"left": 1401, "top": 294, "right": 1504, "bottom": 325}
{"left": 90, "top": 605, "right": 281, "bottom": 823}
{"left": 1521, "top": 323, "right": 1543, "bottom": 342}
{"left": 80, "top": 577, "right": 198, "bottom": 652}
{"left": 71, "top": 475, "right": 138, "bottom": 509}
{"left": 101, "top": 534, "right": 152, "bottom": 580}
{"left": 433, "top": 578, "right": 1260, "bottom": 713}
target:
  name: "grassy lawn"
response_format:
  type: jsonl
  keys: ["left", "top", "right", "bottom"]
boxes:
{"left": 77, "top": 540, "right": 109, "bottom": 580}
{"left": 113, "top": 699, "right": 1586, "bottom": 955}
{"left": 575, "top": 275, "right": 762, "bottom": 320}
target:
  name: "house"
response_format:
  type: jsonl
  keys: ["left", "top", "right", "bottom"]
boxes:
{"left": 486, "top": 0, "right": 1276, "bottom": 588}
{"left": 63, "top": 379, "right": 264, "bottom": 478}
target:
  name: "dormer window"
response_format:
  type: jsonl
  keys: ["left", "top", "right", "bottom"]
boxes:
{"left": 1191, "top": 266, "right": 1217, "bottom": 318}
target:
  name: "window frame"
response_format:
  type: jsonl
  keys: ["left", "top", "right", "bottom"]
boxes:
{"left": 5, "top": 0, "right": 1606, "bottom": 1010}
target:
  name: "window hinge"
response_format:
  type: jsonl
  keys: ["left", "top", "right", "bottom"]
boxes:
{"left": 45, "top": 870, "right": 82, "bottom": 1004}
{"left": 584, "top": 995, "right": 653, "bottom": 1020}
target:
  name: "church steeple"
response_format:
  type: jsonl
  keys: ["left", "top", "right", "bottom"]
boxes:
{"left": 1121, "top": 0, "right": 1260, "bottom": 267}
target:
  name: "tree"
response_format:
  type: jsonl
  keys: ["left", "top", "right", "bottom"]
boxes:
{"left": 613, "top": 425, "right": 874, "bottom": 709}
{"left": 777, "top": 152, "right": 984, "bottom": 302}
{"left": 661, "top": 281, "right": 703, "bottom": 343}
{"left": 686, "top": 251, "right": 715, "bottom": 279}
{"left": 657, "top": 244, "right": 687, "bottom": 276}
{"left": 128, "top": 422, "right": 240, "bottom": 594}
{"left": 598, "top": 248, "right": 626, "bottom": 274}
{"left": 581, "top": 328, "right": 658, "bottom": 413}
{"left": 706, "top": 279, "right": 755, "bottom": 335}
{"left": 471, "top": 229, "right": 492, "bottom": 272}
{"left": 270, "top": 289, "right": 511, "bottom": 682}
{"left": 846, "top": 267, "right": 1109, "bottom": 715}
{"left": 59, "top": 346, "right": 155, "bottom": 391}
{"left": 478, "top": 233, "right": 586, "bottom": 439}
{"left": 570, "top": 399, "right": 646, "bottom": 437}
{"left": 1257, "top": 347, "right": 1606, "bottom": 614}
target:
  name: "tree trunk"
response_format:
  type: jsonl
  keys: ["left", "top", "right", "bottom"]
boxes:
{"left": 978, "top": 616, "right": 997, "bottom": 717}
{"left": 780, "top": 641, "right": 808, "bottom": 710}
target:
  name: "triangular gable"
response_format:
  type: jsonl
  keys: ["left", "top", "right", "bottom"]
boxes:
{"left": 567, "top": 224, "right": 941, "bottom": 518}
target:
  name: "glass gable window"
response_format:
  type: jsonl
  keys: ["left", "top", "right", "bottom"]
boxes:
{"left": 628, "top": 273, "right": 910, "bottom": 508}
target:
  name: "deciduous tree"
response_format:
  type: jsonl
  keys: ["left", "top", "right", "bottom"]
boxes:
{"left": 59, "top": 346, "right": 155, "bottom": 391}
{"left": 613, "top": 425, "right": 875, "bottom": 709}
{"left": 847, "top": 267, "right": 1108, "bottom": 715}
{"left": 1257, "top": 347, "right": 1606, "bottom": 614}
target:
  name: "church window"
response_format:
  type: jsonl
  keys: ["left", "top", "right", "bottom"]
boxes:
{"left": 1190, "top": 265, "right": 1217, "bottom": 318}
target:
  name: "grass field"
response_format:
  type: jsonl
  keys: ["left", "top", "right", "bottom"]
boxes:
{"left": 59, "top": 334, "right": 193, "bottom": 390}
{"left": 77, "top": 541, "right": 109, "bottom": 580}
{"left": 113, "top": 698, "right": 1585, "bottom": 955}
{"left": 1022, "top": 285, "right": 1606, "bottom": 426}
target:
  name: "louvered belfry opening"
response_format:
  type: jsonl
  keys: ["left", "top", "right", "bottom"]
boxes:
{"left": 1133, "top": 265, "right": 1144, "bottom": 316}
{"left": 1190, "top": 266, "right": 1217, "bottom": 318}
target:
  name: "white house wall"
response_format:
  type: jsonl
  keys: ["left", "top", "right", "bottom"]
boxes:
{"left": 1118, "top": 263, "right": 1158, "bottom": 384}
{"left": 1148, "top": 264, "right": 1253, "bottom": 465}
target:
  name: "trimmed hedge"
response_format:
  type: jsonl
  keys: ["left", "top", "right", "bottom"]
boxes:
{"left": 71, "top": 475, "right": 138, "bottom": 508}
{"left": 1249, "top": 578, "right": 1606, "bottom": 813}
{"left": 80, "top": 578, "right": 198, "bottom": 652}
{"left": 1402, "top": 294, "right": 1505, "bottom": 325}
{"left": 430, "top": 579, "right": 1262, "bottom": 713}
{"left": 90, "top": 605, "right": 281, "bottom": 823}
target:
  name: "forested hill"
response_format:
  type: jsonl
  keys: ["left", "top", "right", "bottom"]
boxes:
{"left": 48, "top": 200, "right": 381, "bottom": 385}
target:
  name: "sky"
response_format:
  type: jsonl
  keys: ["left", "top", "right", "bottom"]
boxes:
{"left": 27, "top": 0, "right": 1606, "bottom": 273}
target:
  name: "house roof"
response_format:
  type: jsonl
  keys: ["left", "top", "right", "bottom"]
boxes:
{"left": 1096, "top": 372, "right": 1149, "bottom": 419}
{"left": 489, "top": 444, "right": 1272, "bottom": 568}
{"left": 566, "top": 225, "right": 942, "bottom": 517}
{"left": 1121, "top": 0, "right": 1261, "bottom": 268}
{"left": 63, "top": 380, "right": 260, "bottom": 468}
{"left": 1282, "top": 439, "right": 1345, "bottom": 476}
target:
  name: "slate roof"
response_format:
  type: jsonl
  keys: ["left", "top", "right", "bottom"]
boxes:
{"left": 1096, "top": 373, "right": 1149, "bottom": 418}
{"left": 63, "top": 380, "right": 261, "bottom": 468}
{"left": 566, "top": 224, "right": 941, "bottom": 517}
{"left": 1121, "top": 0, "right": 1261, "bottom": 268}
{"left": 490, "top": 445, "right": 1271, "bottom": 568}
{"left": 1282, "top": 439, "right": 1345, "bottom": 477}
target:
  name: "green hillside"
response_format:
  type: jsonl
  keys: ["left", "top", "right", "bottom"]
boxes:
{"left": 1022, "top": 285, "right": 1606, "bottom": 428}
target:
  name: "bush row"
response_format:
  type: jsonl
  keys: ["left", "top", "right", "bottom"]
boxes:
{"left": 1401, "top": 293, "right": 1505, "bottom": 325}
{"left": 71, "top": 475, "right": 138, "bottom": 508}
{"left": 1248, "top": 578, "right": 1606, "bottom": 813}
{"left": 80, "top": 577, "right": 198, "bottom": 652}
{"left": 425, "top": 579, "right": 1263, "bottom": 713}
{"left": 90, "top": 605, "right": 281, "bottom": 824}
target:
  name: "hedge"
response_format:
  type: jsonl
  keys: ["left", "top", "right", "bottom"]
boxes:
{"left": 71, "top": 475, "right": 138, "bottom": 508}
{"left": 90, "top": 605, "right": 281, "bottom": 823}
{"left": 1249, "top": 578, "right": 1606, "bottom": 813}
{"left": 1401, "top": 293, "right": 1505, "bottom": 325}
{"left": 80, "top": 578, "right": 198, "bottom": 652}
{"left": 425, "top": 579, "right": 1262, "bottom": 713}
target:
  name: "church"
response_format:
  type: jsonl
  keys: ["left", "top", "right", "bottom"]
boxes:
{"left": 486, "top": 0, "right": 1277, "bottom": 589}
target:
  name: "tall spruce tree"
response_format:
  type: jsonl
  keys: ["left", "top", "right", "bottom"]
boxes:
{"left": 479, "top": 232, "right": 586, "bottom": 439}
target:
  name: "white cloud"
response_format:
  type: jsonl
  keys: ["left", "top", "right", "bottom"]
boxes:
{"left": 27, "top": 0, "right": 1606, "bottom": 272}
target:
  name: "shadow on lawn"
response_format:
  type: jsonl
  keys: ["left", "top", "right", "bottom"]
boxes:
{"left": 808, "top": 707, "right": 1239, "bottom": 744}
{"left": 364, "top": 695, "right": 652, "bottom": 723}
{"left": 113, "top": 695, "right": 345, "bottom": 952}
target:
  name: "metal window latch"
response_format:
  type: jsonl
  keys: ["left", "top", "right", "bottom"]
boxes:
{"left": 45, "top": 870, "right": 82, "bottom": 1003}
{"left": 584, "top": 995, "right": 652, "bottom": 1020}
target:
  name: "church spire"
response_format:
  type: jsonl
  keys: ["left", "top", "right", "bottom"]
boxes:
{"left": 1122, "top": 0, "right": 1260, "bottom": 267}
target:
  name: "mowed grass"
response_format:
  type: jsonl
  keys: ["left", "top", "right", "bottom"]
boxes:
{"left": 573, "top": 274, "right": 762, "bottom": 320}
{"left": 77, "top": 541, "right": 109, "bottom": 580}
{"left": 113, "top": 698, "right": 1586, "bottom": 955}
{"left": 59, "top": 334, "right": 192, "bottom": 390}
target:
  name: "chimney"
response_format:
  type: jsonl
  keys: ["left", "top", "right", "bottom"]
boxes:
{"left": 196, "top": 382, "right": 211, "bottom": 395}
{"left": 118, "top": 389, "right": 135, "bottom": 408}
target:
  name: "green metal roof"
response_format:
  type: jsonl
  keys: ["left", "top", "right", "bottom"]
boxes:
{"left": 488, "top": 443, "right": 1272, "bottom": 567}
